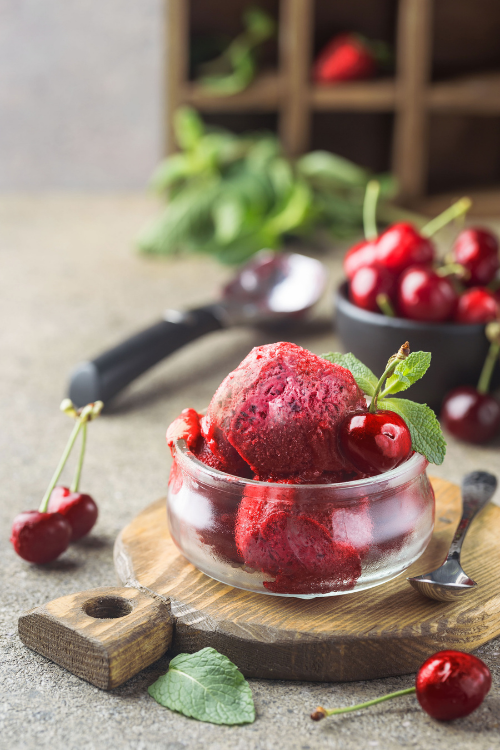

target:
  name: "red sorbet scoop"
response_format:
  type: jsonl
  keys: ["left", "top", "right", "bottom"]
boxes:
{"left": 235, "top": 486, "right": 363, "bottom": 594}
{"left": 201, "top": 342, "right": 366, "bottom": 477}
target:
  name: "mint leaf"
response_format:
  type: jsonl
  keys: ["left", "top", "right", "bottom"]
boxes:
{"left": 382, "top": 398, "right": 446, "bottom": 465}
{"left": 148, "top": 647, "right": 255, "bottom": 725}
{"left": 322, "top": 352, "right": 378, "bottom": 396}
{"left": 383, "top": 352, "right": 432, "bottom": 396}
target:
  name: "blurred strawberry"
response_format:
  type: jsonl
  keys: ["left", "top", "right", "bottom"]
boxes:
{"left": 314, "top": 33, "right": 377, "bottom": 84}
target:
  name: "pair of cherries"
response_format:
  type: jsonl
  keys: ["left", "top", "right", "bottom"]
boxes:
{"left": 10, "top": 400, "right": 102, "bottom": 564}
{"left": 312, "top": 650, "right": 492, "bottom": 722}
{"left": 346, "top": 208, "right": 500, "bottom": 324}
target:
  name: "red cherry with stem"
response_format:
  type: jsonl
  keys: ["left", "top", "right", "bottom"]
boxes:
{"left": 397, "top": 266, "right": 458, "bottom": 322}
{"left": 10, "top": 400, "right": 103, "bottom": 563}
{"left": 343, "top": 239, "right": 378, "bottom": 280}
{"left": 339, "top": 342, "right": 413, "bottom": 475}
{"left": 48, "top": 487, "right": 98, "bottom": 542}
{"left": 441, "top": 328, "right": 500, "bottom": 444}
{"left": 376, "top": 223, "right": 435, "bottom": 276}
{"left": 311, "top": 650, "right": 491, "bottom": 722}
{"left": 441, "top": 386, "right": 500, "bottom": 444}
{"left": 343, "top": 180, "right": 381, "bottom": 281}
{"left": 349, "top": 265, "right": 397, "bottom": 313}
{"left": 375, "top": 198, "right": 471, "bottom": 277}
{"left": 48, "top": 419, "right": 98, "bottom": 540}
{"left": 452, "top": 227, "right": 499, "bottom": 287}
{"left": 415, "top": 650, "right": 492, "bottom": 721}
{"left": 339, "top": 409, "right": 412, "bottom": 475}
{"left": 10, "top": 511, "right": 71, "bottom": 564}
{"left": 455, "top": 287, "right": 499, "bottom": 324}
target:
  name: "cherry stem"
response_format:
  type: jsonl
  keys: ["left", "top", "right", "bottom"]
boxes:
{"left": 70, "top": 421, "right": 87, "bottom": 493}
{"left": 477, "top": 342, "right": 500, "bottom": 395}
{"left": 376, "top": 293, "right": 396, "bottom": 317}
{"left": 312, "top": 687, "right": 416, "bottom": 720}
{"left": 369, "top": 342, "right": 410, "bottom": 413}
{"left": 39, "top": 420, "right": 83, "bottom": 513}
{"left": 420, "top": 197, "right": 471, "bottom": 238}
{"left": 363, "top": 180, "right": 380, "bottom": 241}
{"left": 436, "top": 263, "right": 468, "bottom": 279}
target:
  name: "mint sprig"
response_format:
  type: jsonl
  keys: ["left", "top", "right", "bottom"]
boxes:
{"left": 322, "top": 347, "right": 446, "bottom": 465}
{"left": 322, "top": 352, "right": 378, "bottom": 397}
{"left": 382, "top": 351, "right": 431, "bottom": 396}
{"left": 382, "top": 398, "right": 446, "bottom": 465}
{"left": 148, "top": 647, "right": 255, "bottom": 725}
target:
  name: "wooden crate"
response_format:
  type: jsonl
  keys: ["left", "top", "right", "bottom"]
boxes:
{"left": 165, "top": 0, "right": 500, "bottom": 215}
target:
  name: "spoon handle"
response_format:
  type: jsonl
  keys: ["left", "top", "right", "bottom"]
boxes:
{"left": 447, "top": 471, "right": 497, "bottom": 560}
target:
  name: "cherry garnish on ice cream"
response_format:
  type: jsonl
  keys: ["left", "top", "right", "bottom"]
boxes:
{"left": 10, "top": 400, "right": 103, "bottom": 563}
{"left": 455, "top": 287, "right": 499, "bottom": 324}
{"left": 441, "top": 322, "right": 500, "bottom": 444}
{"left": 311, "top": 650, "right": 491, "bottom": 722}
{"left": 452, "top": 227, "right": 499, "bottom": 287}
{"left": 339, "top": 342, "right": 412, "bottom": 475}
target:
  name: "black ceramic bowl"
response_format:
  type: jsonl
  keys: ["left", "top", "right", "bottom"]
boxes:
{"left": 335, "top": 282, "right": 495, "bottom": 411}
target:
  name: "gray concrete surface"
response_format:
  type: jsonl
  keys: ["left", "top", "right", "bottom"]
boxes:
{"left": 1, "top": 194, "right": 499, "bottom": 750}
{"left": 0, "top": 1, "right": 164, "bottom": 189}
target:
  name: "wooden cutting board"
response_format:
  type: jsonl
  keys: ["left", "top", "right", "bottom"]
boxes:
{"left": 18, "top": 477, "right": 500, "bottom": 690}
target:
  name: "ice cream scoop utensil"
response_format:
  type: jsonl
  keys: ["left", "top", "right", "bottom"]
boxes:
{"left": 408, "top": 471, "right": 497, "bottom": 601}
{"left": 68, "top": 251, "right": 326, "bottom": 407}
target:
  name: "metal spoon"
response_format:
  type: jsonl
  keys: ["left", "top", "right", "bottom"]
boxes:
{"left": 408, "top": 471, "right": 497, "bottom": 602}
{"left": 68, "top": 250, "right": 326, "bottom": 407}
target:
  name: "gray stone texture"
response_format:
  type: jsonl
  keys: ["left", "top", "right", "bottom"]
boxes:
{"left": 0, "top": 0, "right": 164, "bottom": 189}
{"left": 1, "top": 194, "right": 499, "bottom": 749}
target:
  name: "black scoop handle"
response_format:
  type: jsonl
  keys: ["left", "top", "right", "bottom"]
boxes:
{"left": 68, "top": 306, "right": 223, "bottom": 407}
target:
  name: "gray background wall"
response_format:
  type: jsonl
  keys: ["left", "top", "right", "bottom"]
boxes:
{"left": 0, "top": 0, "right": 164, "bottom": 189}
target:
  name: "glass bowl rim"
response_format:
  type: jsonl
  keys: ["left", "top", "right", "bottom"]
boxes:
{"left": 174, "top": 439, "right": 428, "bottom": 491}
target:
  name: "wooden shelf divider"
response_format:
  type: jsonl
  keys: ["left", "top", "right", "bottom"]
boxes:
{"left": 165, "top": 0, "right": 500, "bottom": 214}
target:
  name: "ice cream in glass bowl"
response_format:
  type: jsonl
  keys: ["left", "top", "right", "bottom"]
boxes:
{"left": 166, "top": 342, "right": 440, "bottom": 598}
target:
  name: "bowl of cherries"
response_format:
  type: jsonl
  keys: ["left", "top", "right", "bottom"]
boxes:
{"left": 335, "top": 191, "right": 500, "bottom": 411}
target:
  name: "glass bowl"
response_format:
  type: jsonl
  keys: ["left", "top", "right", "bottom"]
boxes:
{"left": 167, "top": 442, "right": 435, "bottom": 599}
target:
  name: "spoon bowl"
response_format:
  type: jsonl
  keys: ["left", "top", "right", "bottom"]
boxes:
{"left": 408, "top": 471, "right": 497, "bottom": 602}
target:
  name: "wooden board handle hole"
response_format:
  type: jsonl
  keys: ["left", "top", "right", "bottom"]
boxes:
{"left": 83, "top": 596, "right": 133, "bottom": 620}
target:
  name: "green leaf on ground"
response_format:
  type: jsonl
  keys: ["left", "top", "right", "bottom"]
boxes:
{"left": 322, "top": 352, "right": 378, "bottom": 396}
{"left": 148, "top": 647, "right": 255, "bottom": 725}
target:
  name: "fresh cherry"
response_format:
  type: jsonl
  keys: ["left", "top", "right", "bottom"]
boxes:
{"left": 416, "top": 650, "right": 491, "bottom": 721}
{"left": 48, "top": 486, "right": 98, "bottom": 542}
{"left": 10, "top": 400, "right": 103, "bottom": 563}
{"left": 339, "top": 410, "right": 412, "bottom": 475}
{"left": 376, "top": 223, "right": 435, "bottom": 276}
{"left": 10, "top": 510, "right": 71, "bottom": 564}
{"left": 441, "top": 324, "right": 500, "bottom": 443}
{"left": 397, "top": 266, "right": 458, "bottom": 322}
{"left": 311, "top": 649, "right": 491, "bottom": 722}
{"left": 343, "top": 239, "right": 378, "bottom": 280}
{"left": 452, "top": 227, "right": 499, "bottom": 287}
{"left": 441, "top": 386, "right": 500, "bottom": 444}
{"left": 455, "top": 287, "right": 499, "bottom": 324}
{"left": 348, "top": 265, "right": 397, "bottom": 313}
{"left": 314, "top": 33, "right": 376, "bottom": 84}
